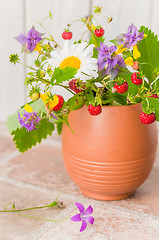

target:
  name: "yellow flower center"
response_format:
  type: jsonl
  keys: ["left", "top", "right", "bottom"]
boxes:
{"left": 60, "top": 56, "right": 81, "bottom": 70}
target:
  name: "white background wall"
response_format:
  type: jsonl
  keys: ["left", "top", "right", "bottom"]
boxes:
{"left": 1, "top": 0, "right": 159, "bottom": 121}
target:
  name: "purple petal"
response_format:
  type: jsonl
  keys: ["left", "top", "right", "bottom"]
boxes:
{"left": 83, "top": 205, "right": 93, "bottom": 215}
{"left": 80, "top": 220, "right": 87, "bottom": 232}
{"left": 110, "top": 66, "right": 119, "bottom": 79}
{"left": 109, "top": 45, "right": 117, "bottom": 54}
{"left": 15, "top": 34, "right": 26, "bottom": 45}
{"left": 87, "top": 216, "right": 94, "bottom": 225}
{"left": 75, "top": 203, "right": 85, "bottom": 213}
{"left": 114, "top": 35, "right": 124, "bottom": 46}
{"left": 116, "top": 55, "right": 125, "bottom": 67}
{"left": 71, "top": 213, "right": 82, "bottom": 222}
{"left": 27, "top": 41, "right": 36, "bottom": 52}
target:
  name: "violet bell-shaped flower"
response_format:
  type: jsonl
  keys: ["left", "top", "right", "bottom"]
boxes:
{"left": 114, "top": 24, "right": 144, "bottom": 48}
{"left": 97, "top": 42, "right": 125, "bottom": 78}
{"left": 71, "top": 203, "right": 94, "bottom": 232}
{"left": 15, "top": 26, "right": 43, "bottom": 52}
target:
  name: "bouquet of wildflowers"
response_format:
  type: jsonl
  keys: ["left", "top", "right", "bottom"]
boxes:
{"left": 9, "top": 6, "right": 159, "bottom": 152}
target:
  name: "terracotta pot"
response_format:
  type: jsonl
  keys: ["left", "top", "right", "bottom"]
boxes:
{"left": 62, "top": 103, "right": 158, "bottom": 200}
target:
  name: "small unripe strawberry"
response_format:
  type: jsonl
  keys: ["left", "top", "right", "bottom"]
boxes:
{"left": 39, "top": 70, "right": 45, "bottom": 78}
{"left": 88, "top": 104, "right": 102, "bottom": 116}
{"left": 114, "top": 81, "right": 128, "bottom": 94}
{"left": 132, "top": 61, "right": 139, "bottom": 70}
{"left": 62, "top": 31, "right": 72, "bottom": 40}
{"left": 94, "top": 28, "right": 105, "bottom": 37}
{"left": 131, "top": 72, "right": 143, "bottom": 85}
{"left": 52, "top": 95, "right": 64, "bottom": 111}
{"left": 140, "top": 112, "right": 156, "bottom": 124}
{"left": 30, "top": 92, "right": 40, "bottom": 101}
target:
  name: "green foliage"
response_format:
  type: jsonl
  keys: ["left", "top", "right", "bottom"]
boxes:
{"left": 56, "top": 122, "right": 63, "bottom": 135}
{"left": 66, "top": 93, "right": 85, "bottom": 110}
{"left": 138, "top": 26, "right": 159, "bottom": 84}
{"left": 12, "top": 119, "right": 55, "bottom": 152}
{"left": 7, "top": 98, "right": 46, "bottom": 133}
{"left": 51, "top": 67, "right": 77, "bottom": 85}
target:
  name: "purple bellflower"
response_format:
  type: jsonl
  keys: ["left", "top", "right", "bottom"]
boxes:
{"left": 71, "top": 203, "right": 94, "bottom": 232}
{"left": 97, "top": 42, "right": 125, "bottom": 78}
{"left": 15, "top": 26, "right": 43, "bottom": 52}
{"left": 114, "top": 24, "right": 144, "bottom": 48}
{"left": 18, "top": 111, "right": 41, "bottom": 131}
{"left": 123, "top": 24, "right": 144, "bottom": 48}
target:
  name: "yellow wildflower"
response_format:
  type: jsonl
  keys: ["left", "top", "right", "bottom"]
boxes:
{"left": 116, "top": 45, "right": 127, "bottom": 55}
{"left": 40, "top": 92, "right": 59, "bottom": 111}
{"left": 124, "top": 57, "right": 133, "bottom": 66}
{"left": 144, "top": 34, "right": 147, "bottom": 38}
{"left": 40, "top": 92, "right": 50, "bottom": 105}
{"left": 48, "top": 95, "right": 59, "bottom": 111}
{"left": 133, "top": 45, "right": 141, "bottom": 59}
{"left": 24, "top": 104, "right": 33, "bottom": 113}
{"left": 34, "top": 43, "right": 43, "bottom": 53}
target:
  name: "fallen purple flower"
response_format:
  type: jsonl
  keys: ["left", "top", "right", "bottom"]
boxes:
{"left": 71, "top": 203, "right": 94, "bottom": 232}
{"left": 18, "top": 111, "right": 41, "bottom": 131}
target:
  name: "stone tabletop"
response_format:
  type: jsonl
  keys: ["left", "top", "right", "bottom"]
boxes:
{"left": 0, "top": 122, "right": 159, "bottom": 240}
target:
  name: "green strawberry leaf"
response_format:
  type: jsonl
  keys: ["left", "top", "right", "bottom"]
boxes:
{"left": 66, "top": 93, "right": 85, "bottom": 110}
{"left": 7, "top": 98, "right": 46, "bottom": 133}
{"left": 12, "top": 119, "right": 55, "bottom": 152}
{"left": 138, "top": 26, "right": 159, "bottom": 84}
{"left": 147, "top": 97, "right": 159, "bottom": 121}
{"left": 56, "top": 122, "right": 63, "bottom": 135}
{"left": 51, "top": 67, "right": 77, "bottom": 85}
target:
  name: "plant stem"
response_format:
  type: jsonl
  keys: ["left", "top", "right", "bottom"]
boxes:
{"left": 0, "top": 205, "right": 49, "bottom": 213}
{"left": 18, "top": 212, "right": 70, "bottom": 222}
{"left": 39, "top": 22, "right": 62, "bottom": 49}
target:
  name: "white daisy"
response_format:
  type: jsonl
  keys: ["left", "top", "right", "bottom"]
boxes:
{"left": 45, "top": 40, "right": 98, "bottom": 81}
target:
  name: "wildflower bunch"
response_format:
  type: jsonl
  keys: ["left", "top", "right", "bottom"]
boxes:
{"left": 8, "top": 6, "right": 159, "bottom": 152}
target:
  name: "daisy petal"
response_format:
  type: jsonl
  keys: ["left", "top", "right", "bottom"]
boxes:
{"left": 71, "top": 213, "right": 81, "bottom": 222}
{"left": 75, "top": 203, "right": 85, "bottom": 213}
{"left": 80, "top": 220, "right": 87, "bottom": 232}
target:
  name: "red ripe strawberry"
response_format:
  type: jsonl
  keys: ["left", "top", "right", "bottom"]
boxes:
{"left": 94, "top": 28, "right": 105, "bottom": 37}
{"left": 62, "top": 31, "right": 72, "bottom": 40}
{"left": 52, "top": 95, "right": 64, "bottom": 111}
{"left": 140, "top": 112, "right": 156, "bottom": 124}
{"left": 114, "top": 81, "right": 128, "bottom": 94}
{"left": 132, "top": 61, "right": 139, "bottom": 70}
{"left": 88, "top": 104, "right": 102, "bottom": 116}
{"left": 69, "top": 79, "right": 85, "bottom": 93}
{"left": 131, "top": 72, "right": 143, "bottom": 85}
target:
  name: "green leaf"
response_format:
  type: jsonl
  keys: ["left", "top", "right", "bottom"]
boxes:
{"left": 12, "top": 119, "right": 55, "bottom": 152}
{"left": 7, "top": 98, "right": 46, "bottom": 133}
{"left": 138, "top": 26, "right": 159, "bottom": 83}
{"left": 51, "top": 67, "right": 77, "bottom": 85}
{"left": 66, "top": 93, "right": 85, "bottom": 110}
{"left": 56, "top": 122, "right": 63, "bottom": 135}
{"left": 147, "top": 97, "right": 159, "bottom": 121}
